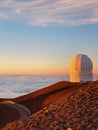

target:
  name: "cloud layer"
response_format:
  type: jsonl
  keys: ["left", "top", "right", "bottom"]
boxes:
{"left": 0, "top": 0, "right": 98, "bottom": 26}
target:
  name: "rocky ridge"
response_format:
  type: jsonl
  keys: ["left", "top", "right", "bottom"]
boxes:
{"left": 1, "top": 81, "right": 98, "bottom": 130}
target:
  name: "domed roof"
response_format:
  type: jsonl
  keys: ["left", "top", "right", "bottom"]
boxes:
{"left": 70, "top": 54, "right": 93, "bottom": 72}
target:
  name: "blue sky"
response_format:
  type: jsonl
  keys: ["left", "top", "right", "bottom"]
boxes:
{"left": 0, "top": 0, "right": 98, "bottom": 75}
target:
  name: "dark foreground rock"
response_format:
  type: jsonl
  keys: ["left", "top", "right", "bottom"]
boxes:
{"left": 1, "top": 81, "right": 98, "bottom": 130}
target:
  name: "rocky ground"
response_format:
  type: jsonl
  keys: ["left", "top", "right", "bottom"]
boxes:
{"left": 1, "top": 81, "right": 98, "bottom": 130}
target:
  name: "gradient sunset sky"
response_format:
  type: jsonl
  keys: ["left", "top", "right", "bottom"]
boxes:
{"left": 0, "top": 0, "right": 98, "bottom": 76}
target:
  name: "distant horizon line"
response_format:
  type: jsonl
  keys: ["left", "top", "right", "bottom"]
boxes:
{"left": 0, "top": 74, "right": 98, "bottom": 77}
{"left": 0, "top": 74, "right": 69, "bottom": 77}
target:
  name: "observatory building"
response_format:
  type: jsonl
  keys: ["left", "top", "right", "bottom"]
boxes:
{"left": 69, "top": 54, "right": 93, "bottom": 82}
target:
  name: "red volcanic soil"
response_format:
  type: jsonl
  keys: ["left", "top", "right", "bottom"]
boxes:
{"left": 13, "top": 81, "right": 82, "bottom": 114}
{"left": 0, "top": 81, "right": 98, "bottom": 130}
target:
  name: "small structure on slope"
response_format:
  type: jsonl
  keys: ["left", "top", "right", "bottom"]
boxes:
{"left": 69, "top": 54, "right": 93, "bottom": 82}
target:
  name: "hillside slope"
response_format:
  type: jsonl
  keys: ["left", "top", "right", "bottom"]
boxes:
{"left": 1, "top": 81, "right": 98, "bottom": 130}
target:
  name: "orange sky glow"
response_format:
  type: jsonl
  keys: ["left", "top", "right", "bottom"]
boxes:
{"left": 0, "top": 1, "right": 98, "bottom": 77}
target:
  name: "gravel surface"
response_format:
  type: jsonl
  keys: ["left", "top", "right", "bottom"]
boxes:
{"left": 1, "top": 81, "right": 98, "bottom": 130}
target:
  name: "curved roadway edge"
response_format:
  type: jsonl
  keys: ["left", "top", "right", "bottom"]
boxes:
{"left": 2, "top": 100, "right": 31, "bottom": 120}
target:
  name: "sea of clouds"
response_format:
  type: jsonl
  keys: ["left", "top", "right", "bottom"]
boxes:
{"left": 0, "top": 75, "right": 69, "bottom": 98}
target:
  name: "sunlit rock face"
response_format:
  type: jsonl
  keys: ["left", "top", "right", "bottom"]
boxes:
{"left": 69, "top": 54, "right": 93, "bottom": 82}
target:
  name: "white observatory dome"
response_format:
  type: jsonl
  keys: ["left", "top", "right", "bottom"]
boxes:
{"left": 69, "top": 54, "right": 93, "bottom": 82}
